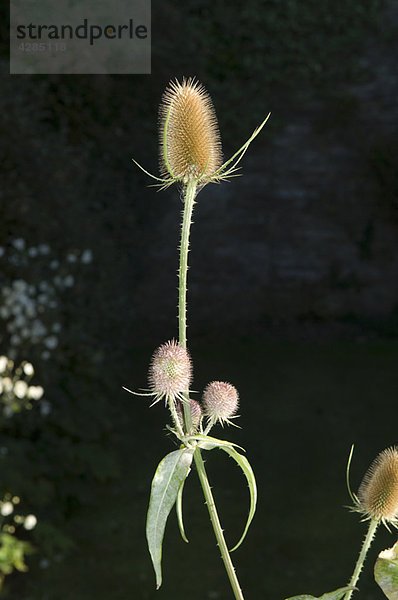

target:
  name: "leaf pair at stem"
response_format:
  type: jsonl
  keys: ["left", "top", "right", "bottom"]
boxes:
{"left": 146, "top": 433, "right": 257, "bottom": 589}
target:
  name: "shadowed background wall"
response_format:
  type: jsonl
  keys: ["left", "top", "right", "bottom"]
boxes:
{"left": 1, "top": 1, "right": 397, "bottom": 599}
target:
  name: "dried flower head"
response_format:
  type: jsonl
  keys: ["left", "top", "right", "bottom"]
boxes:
{"left": 148, "top": 340, "right": 192, "bottom": 406}
{"left": 202, "top": 381, "right": 239, "bottom": 426}
{"left": 355, "top": 447, "right": 398, "bottom": 525}
{"left": 132, "top": 77, "right": 270, "bottom": 192}
{"left": 176, "top": 398, "right": 202, "bottom": 430}
{"left": 159, "top": 78, "right": 222, "bottom": 185}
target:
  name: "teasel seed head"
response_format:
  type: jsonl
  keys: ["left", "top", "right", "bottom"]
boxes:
{"left": 159, "top": 77, "right": 222, "bottom": 185}
{"left": 202, "top": 381, "right": 239, "bottom": 426}
{"left": 148, "top": 340, "right": 192, "bottom": 406}
{"left": 176, "top": 398, "right": 202, "bottom": 430}
{"left": 356, "top": 447, "right": 398, "bottom": 526}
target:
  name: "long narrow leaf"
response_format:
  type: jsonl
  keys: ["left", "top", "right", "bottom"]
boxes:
{"left": 190, "top": 433, "right": 244, "bottom": 452}
{"left": 219, "top": 446, "right": 257, "bottom": 552}
{"left": 176, "top": 476, "right": 189, "bottom": 544}
{"left": 146, "top": 448, "right": 194, "bottom": 589}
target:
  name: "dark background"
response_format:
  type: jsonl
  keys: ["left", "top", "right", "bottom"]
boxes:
{"left": 1, "top": 0, "right": 398, "bottom": 598}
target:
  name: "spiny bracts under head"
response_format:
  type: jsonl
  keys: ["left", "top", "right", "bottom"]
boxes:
{"left": 202, "top": 381, "right": 239, "bottom": 426}
{"left": 356, "top": 446, "right": 398, "bottom": 525}
{"left": 148, "top": 340, "right": 192, "bottom": 406}
{"left": 159, "top": 77, "right": 222, "bottom": 185}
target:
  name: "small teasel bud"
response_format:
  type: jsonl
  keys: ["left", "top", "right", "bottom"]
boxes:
{"left": 176, "top": 399, "right": 202, "bottom": 430}
{"left": 357, "top": 446, "right": 398, "bottom": 524}
{"left": 202, "top": 381, "right": 239, "bottom": 426}
{"left": 159, "top": 78, "right": 222, "bottom": 184}
{"left": 148, "top": 340, "right": 192, "bottom": 406}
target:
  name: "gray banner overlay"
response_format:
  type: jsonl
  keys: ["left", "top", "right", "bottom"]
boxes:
{"left": 10, "top": 0, "right": 151, "bottom": 74}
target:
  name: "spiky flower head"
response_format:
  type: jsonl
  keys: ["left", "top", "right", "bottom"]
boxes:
{"left": 159, "top": 77, "right": 222, "bottom": 186}
{"left": 202, "top": 381, "right": 239, "bottom": 426}
{"left": 355, "top": 447, "right": 398, "bottom": 526}
{"left": 176, "top": 398, "right": 202, "bottom": 430}
{"left": 133, "top": 76, "right": 270, "bottom": 192}
{"left": 148, "top": 340, "right": 192, "bottom": 406}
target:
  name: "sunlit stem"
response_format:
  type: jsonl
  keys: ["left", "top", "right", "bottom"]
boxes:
{"left": 344, "top": 518, "right": 379, "bottom": 600}
{"left": 194, "top": 449, "right": 245, "bottom": 600}
{"left": 168, "top": 398, "right": 185, "bottom": 440}
{"left": 179, "top": 178, "right": 197, "bottom": 435}
{"left": 177, "top": 177, "right": 245, "bottom": 600}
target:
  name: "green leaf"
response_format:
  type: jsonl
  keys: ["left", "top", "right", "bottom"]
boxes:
{"left": 375, "top": 541, "right": 398, "bottom": 600}
{"left": 285, "top": 586, "right": 353, "bottom": 600}
{"left": 146, "top": 448, "right": 194, "bottom": 589}
{"left": 189, "top": 433, "right": 244, "bottom": 452}
{"left": 176, "top": 476, "right": 189, "bottom": 544}
{"left": 218, "top": 446, "right": 257, "bottom": 552}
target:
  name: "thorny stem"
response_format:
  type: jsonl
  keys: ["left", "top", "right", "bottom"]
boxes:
{"left": 178, "top": 178, "right": 245, "bottom": 600}
{"left": 194, "top": 449, "right": 245, "bottom": 600}
{"left": 168, "top": 398, "right": 185, "bottom": 440}
{"left": 343, "top": 518, "right": 379, "bottom": 600}
{"left": 179, "top": 178, "right": 196, "bottom": 436}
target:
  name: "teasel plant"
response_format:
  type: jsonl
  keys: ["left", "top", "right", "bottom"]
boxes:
{"left": 125, "top": 77, "right": 270, "bottom": 599}
{"left": 284, "top": 446, "right": 398, "bottom": 600}
{"left": 344, "top": 446, "right": 398, "bottom": 600}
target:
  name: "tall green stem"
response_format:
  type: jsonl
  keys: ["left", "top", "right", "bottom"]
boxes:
{"left": 178, "top": 177, "right": 245, "bottom": 600}
{"left": 178, "top": 178, "right": 196, "bottom": 352}
{"left": 344, "top": 518, "right": 379, "bottom": 600}
{"left": 179, "top": 178, "right": 196, "bottom": 435}
{"left": 194, "top": 449, "right": 245, "bottom": 600}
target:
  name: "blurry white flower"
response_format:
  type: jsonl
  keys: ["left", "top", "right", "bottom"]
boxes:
{"left": 14, "top": 380, "right": 28, "bottom": 399}
{"left": 64, "top": 275, "right": 74, "bottom": 287}
{"left": 44, "top": 336, "right": 58, "bottom": 350}
{"left": 23, "top": 514, "right": 37, "bottom": 530}
{"left": 1, "top": 502, "right": 14, "bottom": 516}
{"left": 28, "top": 247, "right": 38, "bottom": 257}
{"left": 1, "top": 378, "right": 13, "bottom": 392}
{"left": 50, "top": 260, "right": 60, "bottom": 269}
{"left": 0, "top": 307, "right": 10, "bottom": 319}
{"left": 13, "top": 280, "right": 27, "bottom": 292}
{"left": 38, "top": 244, "right": 50, "bottom": 255}
{"left": 31, "top": 320, "right": 47, "bottom": 337}
{"left": 0, "top": 356, "right": 8, "bottom": 373}
{"left": 27, "top": 386, "right": 44, "bottom": 400}
{"left": 11, "top": 303, "right": 23, "bottom": 317}
{"left": 53, "top": 275, "right": 63, "bottom": 288}
{"left": 14, "top": 314, "right": 26, "bottom": 328}
{"left": 52, "top": 322, "right": 62, "bottom": 333}
{"left": 10, "top": 334, "right": 21, "bottom": 346}
{"left": 67, "top": 253, "right": 77, "bottom": 263}
{"left": 81, "top": 249, "right": 93, "bottom": 264}
{"left": 23, "top": 362, "right": 34, "bottom": 376}
{"left": 12, "top": 238, "right": 25, "bottom": 251}
{"left": 25, "top": 303, "right": 36, "bottom": 319}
